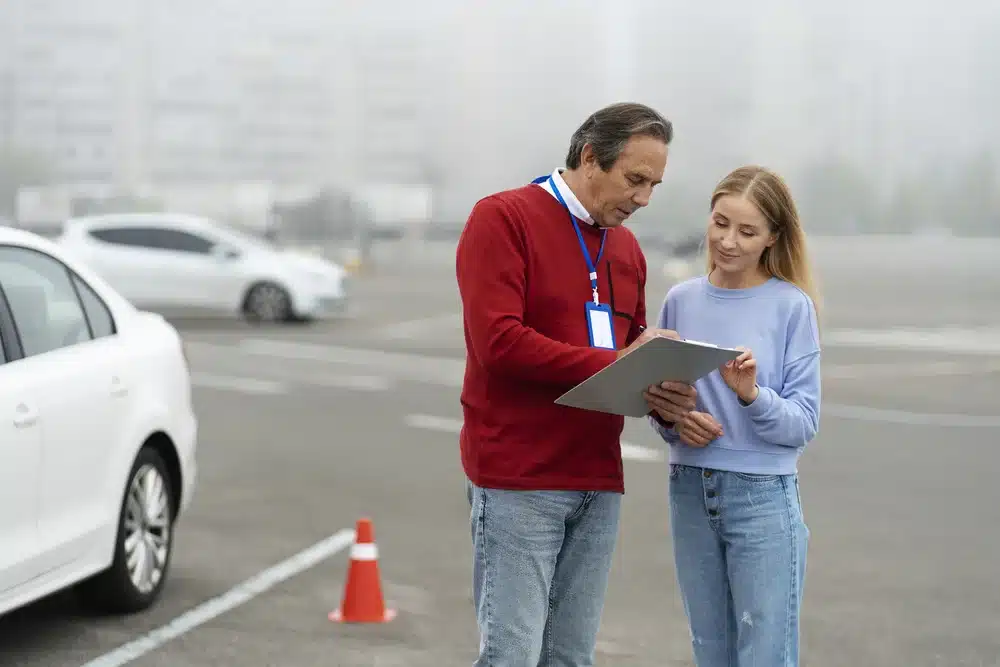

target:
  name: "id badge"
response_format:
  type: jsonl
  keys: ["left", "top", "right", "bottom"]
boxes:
{"left": 585, "top": 302, "right": 616, "bottom": 350}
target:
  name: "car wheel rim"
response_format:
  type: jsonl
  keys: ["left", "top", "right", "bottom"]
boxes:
{"left": 250, "top": 286, "right": 287, "bottom": 321}
{"left": 124, "top": 464, "right": 171, "bottom": 595}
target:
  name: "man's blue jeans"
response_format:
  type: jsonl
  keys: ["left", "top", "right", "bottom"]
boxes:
{"left": 668, "top": 464, "right": 809, "bottom": 667}
{"left": 467, "top": 480, "right": 622, "bottom": 666}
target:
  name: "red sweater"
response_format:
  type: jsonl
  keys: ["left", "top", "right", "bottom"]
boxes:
{"left": 455, "top": 183, "right": 648, "bottom": 493}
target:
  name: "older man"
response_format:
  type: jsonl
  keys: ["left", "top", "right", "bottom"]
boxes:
{"left": 456, "top": 102, "right": 693, "bottom": 666}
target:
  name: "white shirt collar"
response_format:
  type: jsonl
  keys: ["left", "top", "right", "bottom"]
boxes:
{"left": 538, "top": 168, "right": 596, "bottom": 226}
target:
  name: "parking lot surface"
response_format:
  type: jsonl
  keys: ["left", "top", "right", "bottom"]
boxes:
{"left": 2, "top": 239, "right": 998, "bottom": 666}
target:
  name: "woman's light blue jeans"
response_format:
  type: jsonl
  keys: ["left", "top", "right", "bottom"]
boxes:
{"left": 669, "top": 464, "right": 809, "bottom": 667}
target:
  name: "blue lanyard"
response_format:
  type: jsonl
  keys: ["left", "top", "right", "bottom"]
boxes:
{"left": 543, "top": 175, "right": 607, "bottom": 304}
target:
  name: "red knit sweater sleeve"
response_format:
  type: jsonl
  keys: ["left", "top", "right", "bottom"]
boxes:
{"left": 456, "top": 195, "right": 618, "bottom": 387}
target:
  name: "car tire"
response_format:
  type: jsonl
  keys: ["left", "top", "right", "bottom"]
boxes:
{"left": 242, "top": 281, "right": 292, "bottom": 323}
{"left": 75, "top": 447, "right": 175, "bottom": 614}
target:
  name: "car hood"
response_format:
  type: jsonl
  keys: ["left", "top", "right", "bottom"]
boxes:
{"left": 278, "top": 249, "right": 345, "bottom": 280}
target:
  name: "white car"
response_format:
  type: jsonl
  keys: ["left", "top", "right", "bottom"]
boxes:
{"left": 58, "top": 212, "right": 349, "bottom": 323}
{"left": 0, "top": 227, "right": 197, "bottom": 616}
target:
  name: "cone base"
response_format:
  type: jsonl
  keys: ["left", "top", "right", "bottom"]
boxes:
{"left": 328, "top": 607, "right": 397, "bottom": 624}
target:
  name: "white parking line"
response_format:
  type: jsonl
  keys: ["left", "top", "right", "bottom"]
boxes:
{"left": 823, "top": 359, "right": 1000, "bottom": 380}
{"left": 620, "top": 443, "right": 665, "bottom": 462}
{"left": 824, "top": 403, "right": 1000, "bottom": 428}
{"left": 823, "top": 326, "right": 1000, "bottom": 355}
{"left": 404, "top": 413, "right": 463, "bottom": 432}
{"left": 403, "top": 413, "right": 664, "bottom": 462}
{"left": 378, "top": 312, "right": 463, "bottom": 340}
{"left": 78, "top": 528, "right": 355, "bottom": 667}
{"left": 190, "top": 373, "right": 287, "bottom": 395}
{"left": 235, "top": 338, "right": 465, "bottom": 386}
{"left": 307, "top": 373, "right": 394, "bottom": 392}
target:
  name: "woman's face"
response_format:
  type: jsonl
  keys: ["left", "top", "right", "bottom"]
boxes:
{"left": 707, "top": 194, "right": 777, "bottom": 277}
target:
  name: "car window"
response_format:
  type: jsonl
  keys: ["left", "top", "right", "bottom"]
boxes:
{"left": 89, "top": 225, "right": 216, "bottom": 254}
{"left": 88, "top": 227, "right": 156, "bottom": 247}
{"left": 72, "top": 273, "right": 116, "bottom": 338}
{"left": 0, "top": 246, "right": 94, "bottom": 358}
{"left": 153, "top": 228, "right": 215, "bottom": 253}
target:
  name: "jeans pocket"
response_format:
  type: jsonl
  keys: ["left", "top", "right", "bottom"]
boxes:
{"left": 669, "top": 464, "right": 680, "bottom": 480}
{"left": 793, "top": 476, "right": 807, "bottom": 524}
{"left": 731, "top": 471, "right": 780, "bottom": 483}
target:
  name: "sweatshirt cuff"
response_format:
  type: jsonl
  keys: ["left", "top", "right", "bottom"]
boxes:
{"left": 741, "top": 385, "right": 776, "bottom": 418}
{"left": 648, "top": 413, "right": 675, "bottom": 441}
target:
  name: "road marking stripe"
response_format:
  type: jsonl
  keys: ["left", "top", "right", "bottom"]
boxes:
{"left": 233, "top": 339, "right": 465, "bottom": 386}
{"left": 190, "top": 373, "right": 287, "bottom": 395}
{"left": 307, "top": 373, "right": 393, "bottom": 391}
{"left": 823, "top": 327, "right": 1000, "bottom": 355}
{"left": 403, "top": 413, "right": 664, "bottom": 462}
{"left": 620, "top": 443, "right": 665, "bottom": 462}
{"left": 824, "top": 403, "right": 1000, "bottom": 428}
{"left": 78, "top": 528, "right": 355, "bottom": 667}
{"left": 823, "top": 359, "right": 1000, "bottom": 380}
{"left": 378, "top": 313, "right": 463, "bottom": 339}
{"left": 404, "top": 414, "right": 463, "bottom": 431}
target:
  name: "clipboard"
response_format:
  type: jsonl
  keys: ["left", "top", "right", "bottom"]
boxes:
{"left": 554, "top": 335, "right": 742, "bottom": 417}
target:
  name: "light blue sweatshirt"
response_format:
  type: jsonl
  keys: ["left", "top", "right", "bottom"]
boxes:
{"left": 649, "top": 275, "right": 822, "bottom": 475}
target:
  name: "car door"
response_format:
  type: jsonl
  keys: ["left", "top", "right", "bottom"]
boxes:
{"left": 0, "top": 289, "right": 44, "bottom": 593}
{"left": 141, "top": 227, "right": 229, "bottom": 309}
{"left": 0, "top": 245, "right": 131, "bottom": 571}
{"left": 81, "top": 227, "right": 169, "bottom": 307}
{"left": 100, "top": 225, "right": 235, "bottom": 310}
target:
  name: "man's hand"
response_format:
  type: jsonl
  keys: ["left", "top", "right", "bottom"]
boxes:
{"left": 644, "top": 380, "right": 697, "bottom": 424}
{"left": 617, "top": 327, "right": 680, "bottom": 360}
{"left": 674, "top": 411, "right": 724, "bottom": 447}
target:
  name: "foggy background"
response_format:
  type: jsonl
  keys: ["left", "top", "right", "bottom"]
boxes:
{"left": 1, "top": 0, "right": 998, "bottom": 241}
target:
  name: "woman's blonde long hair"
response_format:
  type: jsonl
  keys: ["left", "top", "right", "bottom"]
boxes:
{"left": 706, "top": 165, "right": 822, "bottom": 321}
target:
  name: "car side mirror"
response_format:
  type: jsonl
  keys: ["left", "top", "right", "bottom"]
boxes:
{"left": 215, "top": 246, "right": 241, "bottom": 261}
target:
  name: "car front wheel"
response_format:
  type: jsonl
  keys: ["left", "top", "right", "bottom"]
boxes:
{"left": 76, "top": 447, "right": 175, "bottom": 613}
{"left": 243, "top": 281, "right": 292, "bottom": 323}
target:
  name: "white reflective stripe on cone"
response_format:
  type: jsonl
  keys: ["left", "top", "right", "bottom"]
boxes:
{"left": 351, "top": 543, "right": 378, "bottom": 561}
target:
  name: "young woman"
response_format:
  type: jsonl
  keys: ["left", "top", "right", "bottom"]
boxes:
{"left": 645, "top": 165, "right": 822, "bottom": 667}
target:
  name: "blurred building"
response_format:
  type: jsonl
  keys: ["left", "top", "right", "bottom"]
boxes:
{"left": 0, "top": 0, "right": 438, "bottom": 193}
{"left": 433, "top": 0, "right": 618, "bottom": 222}
{"left": 0, "top": 1, "right": 134, "bottom": 185}
{"left": 142, "top": 0, "right": 339, "bottom": 187}
{"left": 4, "top": 0, "right": 996, "bottom": 230}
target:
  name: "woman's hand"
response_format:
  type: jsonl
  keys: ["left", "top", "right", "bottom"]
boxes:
{"left": 644, "top": 381, "right": 697, "bottom": 424}
{"left": 720, "top": 347, "right": 759, "bottom": 404}
{"left": 675, "top": 411, "right": 724, "bottom": 447}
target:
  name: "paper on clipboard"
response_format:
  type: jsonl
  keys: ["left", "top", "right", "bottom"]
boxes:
{"left": 554, "top": 335, "right": 742, "bottom": 417}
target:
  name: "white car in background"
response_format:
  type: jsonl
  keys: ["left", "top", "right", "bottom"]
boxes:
{"left": 58, "top": 213, "right": 349, "bottom": 323}
{"left": 0, "top": 227, "right": 197, "bottom": 616}
{"left": 661, "top": 233, "right": 704, "bottom": 283}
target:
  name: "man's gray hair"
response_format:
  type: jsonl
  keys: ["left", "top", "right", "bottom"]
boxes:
{"left": 565, "top": 102, "right": 673, "bottom": 172}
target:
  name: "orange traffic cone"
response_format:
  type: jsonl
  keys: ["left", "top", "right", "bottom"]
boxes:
{"left": 329, "top": 517, "right": 396, "bottom": 623}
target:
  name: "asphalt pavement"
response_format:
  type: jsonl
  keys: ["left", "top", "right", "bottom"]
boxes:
{"left": 2, "top": 238, "right": 999, "bottom": 666}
